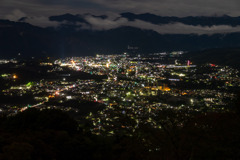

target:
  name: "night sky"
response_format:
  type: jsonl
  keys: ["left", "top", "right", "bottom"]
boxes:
{"left": 1, "top": 0, "right": 240, "bottom": 34}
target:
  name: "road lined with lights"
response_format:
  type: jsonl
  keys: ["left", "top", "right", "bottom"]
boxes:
{"left": 20, "top": 84, "right": 78, "bottom": 112}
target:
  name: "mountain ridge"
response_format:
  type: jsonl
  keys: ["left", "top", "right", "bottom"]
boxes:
{"left": 1, "top": 13, "right": 240, "bottom": 58}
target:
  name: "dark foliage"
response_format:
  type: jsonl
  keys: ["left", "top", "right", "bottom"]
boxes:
{"left": 0, "top": 107, "right": 240, "bottom": 160}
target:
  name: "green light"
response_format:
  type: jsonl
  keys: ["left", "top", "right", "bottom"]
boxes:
{"left": 26, "top": 82, "right": 34, "bottom": 87}
{"left": 1, "top": 74, "right": 8, "bottom": 77}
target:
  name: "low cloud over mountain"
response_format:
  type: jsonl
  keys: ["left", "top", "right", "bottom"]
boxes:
{"left": 1, "top": 12, "right": 240, "bottom": 57}
{"left": 8, "top": 12, "right": 240, "bottom": 35}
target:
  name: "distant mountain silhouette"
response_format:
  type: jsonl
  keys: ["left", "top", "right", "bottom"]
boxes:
{"left": 184, "top": 48, "right": 240, "bottom": 68}
{"left": 121, "top": 12, "right": 240, "bottom": 26}
{"left": 49, "top": 13, "right": 240, "bottom": 27}
{"left": 1, "top": 13, "right": 240, "bottom": 58}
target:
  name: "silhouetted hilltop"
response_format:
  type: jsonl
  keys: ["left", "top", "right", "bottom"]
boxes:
{"left": 185, "top": 48, "right": 240, "bottom": 68}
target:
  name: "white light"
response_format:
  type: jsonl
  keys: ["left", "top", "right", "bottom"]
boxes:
{"left": 66, "top": 96, "right": 72, "bottom": 100}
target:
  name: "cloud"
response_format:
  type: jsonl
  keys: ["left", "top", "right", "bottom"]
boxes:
{"left": 5, "top": 9, "right": 27, "bottom": 21}
{"left": 84, "top": 15, "right": 128, "bottom": 30}
{"left": 4, "top": 9, "right": 60, "bottom": 27}
{"left": 82, "top": 0, "right": 240, "bottom": 17}
{"left": 129, "top": 21, "right": 240, "bottom": 35}
{"left": 83, "top": 15, "right": 240, "bottom": 35}
{"left": 2, "top": 0, "right": 240, "bottom": 34}
{"left": 3, "top": 9, "right": 240, "bottom": 34}
{"left": 1, "top": 0, "right": 240, "bottom": 18}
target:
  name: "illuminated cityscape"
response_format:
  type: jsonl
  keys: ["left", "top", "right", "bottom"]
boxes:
{"left": 1, "top": 52, "right": 239, "bottom": 136}
{"left": 0, "top": 51, "right": 240, "bottom": 159}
